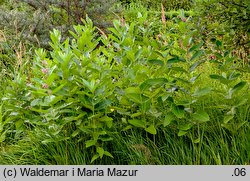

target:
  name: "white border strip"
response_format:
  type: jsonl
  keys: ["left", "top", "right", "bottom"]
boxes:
{"left": 0, "top": 165, "right": 249, "bottom": 181}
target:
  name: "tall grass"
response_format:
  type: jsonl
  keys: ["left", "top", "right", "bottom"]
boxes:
{"left": 1, "top": 101, "right": 249, "bottom": 165}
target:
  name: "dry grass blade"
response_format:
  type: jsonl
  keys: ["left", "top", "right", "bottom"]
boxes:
{"left": 0, "top": 30, "right": 6, "bottom": 42}
{"left": 131, "top": 144, "right": 152, "bottom": 161}
{"left": 96, "top": 27, "right": 108, "bottom": 39}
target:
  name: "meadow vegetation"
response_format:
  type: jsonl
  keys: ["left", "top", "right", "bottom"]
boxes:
{"left": 0, "top": 0, "right": 249, "bottom": 165}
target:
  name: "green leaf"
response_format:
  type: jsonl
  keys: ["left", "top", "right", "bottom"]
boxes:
{"left": 148, "top": 59, "right": 164, "bottom": 66}
{"left": 163, "top": 113, "right": 175, "bottom": 127}
{"left": 125, "top": 93, "right": 146, "bottom": 104}
{"left": 216, "top": 40, "right": 222, "bottom": 47}
{"left": 50, "top": 29, "right": 61, "bottom": 45}
{"left": 100, "top": 116, "right": 113, "bottom": 122}
{"left": 128, "top": 119, "right": 145, "bottom": 128}
{"left": 99, "top": 136, "right": 113, "bottom": 142}
{"left": 140, "top": 78, "right": 168, "bottom": 90}
{"left": 46, "top": 72, "right": 58, "bottom": 85}
{"left": 15, "top": 119, "right": 23, "bottom": 129}
{"left": 0, "top": 104, "right": 2, "bottom": 124}
{"left": 188, "top": 42, "right": 204, "bottom": 52}
{"left": 91, "top": 154, "right": 100, "bottom": 163}
{"left": 209, "top": 74, "right": 222, "bottom": 80}
{"left": 122, "top": 125, "right": 133, "bottom": 131}
{"left": 174, "top": 77, "right": 190, "bottom": 84}
{"left": 52, "top": 82, "right": 67, "bottom": 94}
{"left": 191, "top": 110, "right": 210, "bottom": 123}
{"left": 97, "top": 147, "right": 104, "bottom": 159}
{"left": 85, "top": 139, "right": 97, "bottom": 148}
{"left": 30, "top": 108, "right": 48, "bottom": 113}
{"left": 179, "top": 123, "right": 193, "bottom": 131}
{"left": 125, "top": 87, "right": 141, "bottom": 94}
{"left": 209, "top": 74, "right": 228, "bottom": 84}
{"left": 189, "top": 74, "right": 201, "bottom": 83}
{"left": 49, "top": 95, "right": 64, "bottom": 106}
{"left": 231, "top": 81, "right": 246, "bottom": 93}
{"left": 104, "top": 151, "right": 114, "bottom": 158}
{"left": 145, "top": 124, "right": 157, "bottom": 135}
{"left": 178, "top": 130, "right": 187, "bottom": 136}
{"left": 189, "top": 59, "right": 206, "bottom": 72}
{"left": 214, "top": 52, "right": 223, "bottom": 59}
{"left": 131, "top": 112, "right": 142, "bottom": 118}
{"left": 43, "top": 95, "right": 56, "bottom": 106}
{"left": 171, "top": 67, "right": 188, "bottom": 74}
{"left": 175, "top": 99, "right": 193, "bottom": 106}
{"left": 99, "top": 116, "right": 113, "bottom": 128}
{"left": 30, "top": 99, "right": 42, "bottom": 107}
{"left": 71, "top": 130, "right": 80, "bottom": 137}
{"left": 223, "top": 115, "right": 234, "bottom": 124}
{"left": 228, "top": 71, "right": 240, "bottom": 80}
{"left": 235, "top": 98, "right": 248, "bottom": 107}
{"left": 192, "top": 87, "right": 212, "bottom": 97}
{"left": 95, "top": 100, "right": 112, "bottom": 110}
{"left": 171, "top": 104, "right": 185, "bottom": 118}
{"left": 193, "top": 138, "right": 200, "bottom": 144}
{"left": 167, "top": 56, "right": 183, "bottom": 64}
{"left": 190, "top": 50, "right": 204, "bottom": 61}
{"left": 82, "top": 78, "right": 95, "bottom": 92}
{"left": 0, "top": 130, "right": 7, "bottom": 142}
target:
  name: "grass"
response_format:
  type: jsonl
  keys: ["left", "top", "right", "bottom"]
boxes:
{"left": 0, "top": 3, "right": 249, "bottom": 165}
{"left": 1, "top": 107, "right": 249, "bottom": 165}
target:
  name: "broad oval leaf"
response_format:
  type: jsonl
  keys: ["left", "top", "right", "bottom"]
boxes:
{"left": 31, "top": 99, "right": 42, "bottom": 107}
{"left": 99, "top": 116, "right": 113, "bottom": 128}
{"left": 171, "top": 104, "right": 185, "bottom": 118}
{"left": 192, "top": 87, "right": 212, "bottom": 97}
{"left": 95, "top": 99, "right": 112, "bottom": 110}
{"left": 140, "top": 78, "right": 168, "bottom": 90}
{"left": 191, "top": 110, "right": 210, "bottom": 123}
{"left": 85, "top": 139, "right": 97, "bottom": 148}
{"left": 164, "top": 113, "right": 175, "bottom": 127}
{"left": 178, "top": 123, "right": 193, "bottom": 131}
{"left": 125, "top": 87, "right": 141, "bottom": 94}
{"left": 125, "top": 93, "right": 148, "bottom": 104}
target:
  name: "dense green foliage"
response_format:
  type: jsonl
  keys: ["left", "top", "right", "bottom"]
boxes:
{"left": 0, "top": 0, "right": 120, "bottom": 48}
{"left": 195, "top": 0, "right": 250, "bottom": 62}
{"left": 120, "top": 0, "right": 193, "bottom": 10}
{"left": 0, "top": 1, "right": 249, "bottom": 165}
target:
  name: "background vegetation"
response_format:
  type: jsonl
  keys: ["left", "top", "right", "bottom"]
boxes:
{"left": 0, "top": 0, "right": 249, "bottom": 165}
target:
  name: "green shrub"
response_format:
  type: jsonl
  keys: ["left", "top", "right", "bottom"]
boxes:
{"left": 194, "top": 0, "right": 250, "bottom": 62}
{"left": 120, "top": 0, "right": 194, "bottom": 10}
{"left": 1, "top": 13, "right": 249, "bottom": 164}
